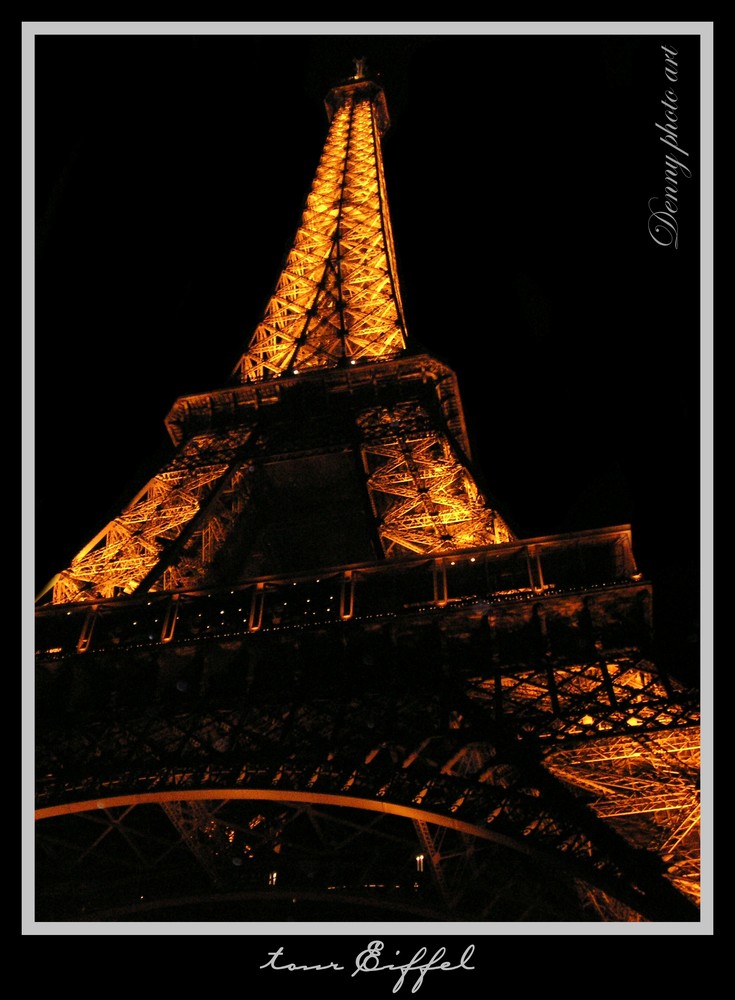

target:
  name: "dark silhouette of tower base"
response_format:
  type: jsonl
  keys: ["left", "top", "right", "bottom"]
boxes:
{"left": 35, "top": 62, "right": 700, "bottom": 924}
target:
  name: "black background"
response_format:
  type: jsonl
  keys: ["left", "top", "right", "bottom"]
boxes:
{"left": 28, "top": 23, "right": 710, "bottom": 946}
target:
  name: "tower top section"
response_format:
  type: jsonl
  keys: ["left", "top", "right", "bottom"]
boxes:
{"left": 230, "top": 62, "right": 407, "bottom": 383}
{"left": 324, "top": 59, "right": 390, "bottom": 135}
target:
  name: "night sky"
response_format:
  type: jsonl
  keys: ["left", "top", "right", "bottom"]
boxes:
{"left": 31, "top": 28, "right": 706, "bottom": 684}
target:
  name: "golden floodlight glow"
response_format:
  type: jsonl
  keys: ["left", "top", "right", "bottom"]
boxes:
{"left": 232, "top": 82, "right": 407, "bottom": 383}
{"left": 33, "top": 57, "right": 701, "bottom": 927}
{"left": 37, "top": 74, "right": 513, "bottom": 605}
{"left": 358, "top": 402, "right": 512, "bottom": 556}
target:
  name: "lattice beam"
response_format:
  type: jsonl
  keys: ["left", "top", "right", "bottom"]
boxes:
{"left": 42, "top": 428, "right": 259, "bottom": 605}
{"left": 358, "top": 402, "right": 512, "bottom": 556}
{"left": 232, "top": 79, "right": 407, "bottom": 382}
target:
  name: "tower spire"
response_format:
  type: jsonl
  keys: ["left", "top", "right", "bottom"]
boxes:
{"left": 231, "top": 65, "right": 407, "bottom": 383}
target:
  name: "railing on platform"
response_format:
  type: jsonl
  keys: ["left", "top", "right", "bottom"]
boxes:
{"left": 36, "top": 527, "right": 642, "bottom": 661}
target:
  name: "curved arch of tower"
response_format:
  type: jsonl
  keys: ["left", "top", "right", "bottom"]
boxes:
{"left": 35, "top": 62, "right": 700, "bottom": 924}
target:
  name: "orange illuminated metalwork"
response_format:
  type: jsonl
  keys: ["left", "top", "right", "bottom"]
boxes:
{"left": 34, "top": 63, "right": 701, "bottom": 924}
{"left": 544, "top": 728, "right": 701, "bottom": 908}
{"left": 41, "top": 427, "right": 255, "bottom": 604}
{"left": 37, "top": 72, "right": 512, "bottom": 606}
{"left": 231, "top": 77, "right": 407, "bottom": 383}
{"left": 358, "top": 401, "right": 512, "bottom": 556}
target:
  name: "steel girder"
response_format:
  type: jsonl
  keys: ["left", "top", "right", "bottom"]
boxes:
{"left": 37, "top": 360, "right": 515, "bottom": 608}
{"left": 35, "top": 602, "right": 700, "bottom": 923}
{"left": 232, "top": 79, "right": 407, "bottom": 383}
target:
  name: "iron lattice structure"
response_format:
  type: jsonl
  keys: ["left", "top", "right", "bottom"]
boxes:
{"left": 231, "top": 76, "right": 406, "bottom": 382}
{"left": 35, "top": 66, "right": 700, "bottom": 924}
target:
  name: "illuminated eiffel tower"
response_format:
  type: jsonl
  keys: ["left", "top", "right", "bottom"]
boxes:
{"left": 35, "top": 60, "right": 700, "bottom": 923}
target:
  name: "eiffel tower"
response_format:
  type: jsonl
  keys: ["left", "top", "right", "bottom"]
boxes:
{"left": 34, "top": 58, "right": 701, "bottom": 924}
